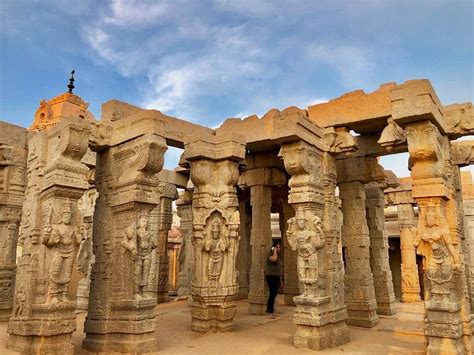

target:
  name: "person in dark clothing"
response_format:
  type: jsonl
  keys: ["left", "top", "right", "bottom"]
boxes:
{"left": 265, "top": 241, "right": 283, "bottom": 318}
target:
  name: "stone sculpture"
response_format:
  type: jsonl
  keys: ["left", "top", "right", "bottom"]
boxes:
{"left": 42, "top": 200, "right": 82, "bottom": 303}
{"left": 378, "top": 117, "right": 406, "bottom": 151}
{"left": 204, "top": 217, "right": 229, "bottom": 285}
{"left": 287, "top": 209, "right": 325, "bottom": 298}
{"left": 121, "top": 211, "right": 157, "bottom": 300}
{"left": 411, "top": 200, "right": 461, "bottom": 306}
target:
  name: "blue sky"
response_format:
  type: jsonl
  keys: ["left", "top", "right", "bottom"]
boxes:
{"left": 1, "top": 0, "right": 472, "bottom": 174}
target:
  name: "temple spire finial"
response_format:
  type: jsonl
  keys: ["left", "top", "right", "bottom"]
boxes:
{"left": 67, "top": 70, "right": 75, "bottom": 94}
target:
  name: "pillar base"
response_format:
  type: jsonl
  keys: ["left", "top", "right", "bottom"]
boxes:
{"left": 346, "top": 308, "right": 379, "bottom": 328}
{"left": 248, "top": 302, "right": 266, "bottom": 315}
{"left": 83, "top": 298, "right": 156, "bottom": 353}
{"left": 82, "top": 333, "right": 157, "bottom": 353}
{"left": 0, "top": 307, "right": 12, "bottom": 321}
{"left": 376, "top": 302, "right": 397, "bottom": 316}
{"left": 284, "top": 294, "right": 297, "bottom": 306}
{"left": 401, "top": 292, "right": 421, "bottom": 303}
{"left": 191, "top": 302, "right": 236, "bottom": 333}
{"left": 293, "top": 296, "right": 350, "bottom": 351}
{"left": 8, "top": 333, "right": 74, "bottom": 354}
{"left": 157, "top": 292, "right": 169, "bottom": 303}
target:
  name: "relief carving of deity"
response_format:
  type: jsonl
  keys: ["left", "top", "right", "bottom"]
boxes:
{"left": 77, "top": 218, "right": 94, "bottom": 275}
{"left": 411, "top": 200, "right": 461, "bottom": 305}
{"left": 121, "top": 211, "right": 157, "bottom": 300}
{"left": 287, "top": 209, "right": 325, "bottom": 298}
{"left": 42, "top": 200, "right": 82, "bottom": 303}
{"left": 203, "top": 215, "right": 229, "bottom": 285}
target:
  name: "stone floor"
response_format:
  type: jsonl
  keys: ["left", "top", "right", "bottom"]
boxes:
{"left": 0, "top": 297, "right": 459, "bottom": 354}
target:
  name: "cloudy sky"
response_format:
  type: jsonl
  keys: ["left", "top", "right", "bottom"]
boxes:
{"left": 0, "top": 0, "right": 472, "bottom": 174}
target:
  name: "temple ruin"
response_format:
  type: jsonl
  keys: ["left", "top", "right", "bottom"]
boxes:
{"left": 0, "top": 78, "right": 473, "bottom": 354}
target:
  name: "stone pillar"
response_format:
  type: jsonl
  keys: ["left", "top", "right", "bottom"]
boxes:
{"left": 184, "top": 132, "right": 245, "bottom": 332}
{"left": 336, "top": 157, "right": 379, "bottom": 327}
{"left": 76, "top": 182, "right": 98, "bottom": 311}
{"left": 82, "top": 133, "right": 167, "bottom": 353}
{"left": 155, "top": 182, "right": 178, "bottom": 303}
{"left": 239, "top": 167, "right": 286, "bottom": 314}
{"left": 365, "top": 183, "right": 397, "bottom": 315}
{"left": 0, "top": 123, "right": 27, "bottom": 321}
{"left": 235, "top": 196, "right": 250, "bottom": 299}
{"left": 248, "top": 184, "right": 272, "bottom": 314}
{"left": 280, "top": 198, "right": 298, "bottom": 306}
{"left": 177, "top": 189, "right": 193, "bottom": 297}
{"left": 461, "top": 173, "right": 474, "bottom": 312}
{"left": 7, "top": 118, "right": 91, "bottom": 354}
{"left": 405, "top": 120, "right": 471, "bottom": 354}
{"left": 280, "top": 140, "right": 349, "bottom": 351}
{"left": 398, "top": 203, "right": 421, "bottom": 302}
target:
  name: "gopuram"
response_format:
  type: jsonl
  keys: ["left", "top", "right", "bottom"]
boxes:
{"left": 0, "top": 77, "right": 473, "bottom": 354}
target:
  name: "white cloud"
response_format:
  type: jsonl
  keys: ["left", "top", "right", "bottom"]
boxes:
{"left": 104, "top": 0, "right": 168, "bottom": 26}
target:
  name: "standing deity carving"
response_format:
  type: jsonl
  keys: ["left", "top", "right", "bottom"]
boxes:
{"left": 121, "top": 211, "right": 157, "bottom": 300}
{"left": 77, "top": 218, "right": 94, "bottom": 274}
{"left": 42, "top": 200, "right": 82, "bottom": 303}
{"left": 204, "top": 216, "right": 229, "bottom": 285}
{"left": 287, "top": 209, "right": 325, "bottom": 298}
{"left": 411, "top": 200, "right": 461, "bottom": 306}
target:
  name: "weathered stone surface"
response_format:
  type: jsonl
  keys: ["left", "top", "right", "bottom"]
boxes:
{"left": 0, "top": 122, "right": 27, "bottom": 321}
{"left": 82, "top": 133, "right": 167, "bottom": 353}
{"left": 177, "top": 189, "right": 193, "bottom": 297}
{"left": 406, "top": 119, "right": 472, "bottom": 354}
{"left": 7, "top": 117, "right": 91, "bottom": 354}
{"left": 280, "top": 141, "right": 349, "bottom": 350}
{"left": 182, "top": 132, "right": 245, "bottom": 332}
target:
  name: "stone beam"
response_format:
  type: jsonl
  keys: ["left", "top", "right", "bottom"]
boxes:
{"left": 307, "top": 79, "right": 472, "bottom": 139}
{"left": 98, "top": 100, "right": 214, "bottom": 149}
{"left": 217, "top": 107, "right": 324, "bottom": 152}
{"left": 451, "top": 140, "right": 474, "bottom": 167}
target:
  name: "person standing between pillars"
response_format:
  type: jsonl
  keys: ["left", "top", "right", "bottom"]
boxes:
{"left": 265, "top": 241, "right": 283, "bottom": 318}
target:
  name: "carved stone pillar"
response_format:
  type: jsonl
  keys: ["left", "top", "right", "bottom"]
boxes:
{"left": 398, "top": 203, "right": 422, "bottom": 302}
{"left": 76, "top": 180, "right": 98, "bottom": 311}
{"left": 7, "top": 119, "right": 91, "bottom": 354}
{"left": 280, "top": 198, "right": 297, "bottom": 306}
{"left": 405, "top": 120, "right": 471, "bottom": 354}
{"left": 183, "top": 132, "right": 245, "bottom": 332}
{"left": 155, "top": 182, "right": 178, "bottom": 303}
{"left": 365, "top": 183, "right": 397, "bottom": 315}
{"left": 280, "top": 140, "right": 349, "bottom": 350}
{"left": 249, "top": 184, "right": 272, "bottom": 314}
{"left": 235, "top": 196, "right": 250, "bottom": 299}
{"left": 336, "top": 157, "right": 379, "bottom": 328}
{"left": 0, "top": 123, "right": 27, "bottom": 321}
{"left": 240, "top": 167, "right": 286, "bottom": 314}
{"left": 82, "top": 133, "right": 167, "bottom": 353}
{"left": 177, "top": 189, "right": 193, "bottom": 297}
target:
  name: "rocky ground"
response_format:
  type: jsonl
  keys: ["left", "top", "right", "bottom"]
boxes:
{"left": 0, "top": 297, "right": 456, "bottom": 354}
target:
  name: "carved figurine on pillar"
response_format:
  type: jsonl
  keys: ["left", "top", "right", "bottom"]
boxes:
{"left": 287, "top": 208, "right": 325, "bottom": 299}
{"left": 42, "top": 200, "right": 82, "bottom": 303}
{"left": 411, "top": 200, "right": 461, "bottom": 308}
{"left": 204, "top": 217, "right": 229, "bottom": 285}
{"left": 121, "top": 211, "right": 157, "bottom": 300}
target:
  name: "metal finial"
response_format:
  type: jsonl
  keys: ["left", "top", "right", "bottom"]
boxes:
{"left": 67, "top": 70, "right": 75, "bottom": 93}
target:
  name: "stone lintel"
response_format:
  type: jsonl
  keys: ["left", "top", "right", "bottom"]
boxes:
{"left": 157, "top": 169, "right": 188, "bottom": 189}
{"left": 444, "top": 102, "right": 473, "bottom": 139}
{"left": 385, "top": 188, "right": 416, "bottom": 206}
{"left": 336, "top": 157, "right": 386, "bottom": 184}
{"left": 217, "top": 107, "right": 324, "bottom": 152}
{"left": 451, "top": 140, "right": 474, "bottom": 167}
{"left": 239, "top": 168, "right": 286, "bottom": 188}
{"left": 100, "top": 100, "right": 213, "bottom": 149}
{"left": 183, "top": 132, "right": 246, "bottom": 163}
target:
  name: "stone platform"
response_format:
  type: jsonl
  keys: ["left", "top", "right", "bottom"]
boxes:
{"left": 0, "top": 297, "right": 455, "bottom": 354}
